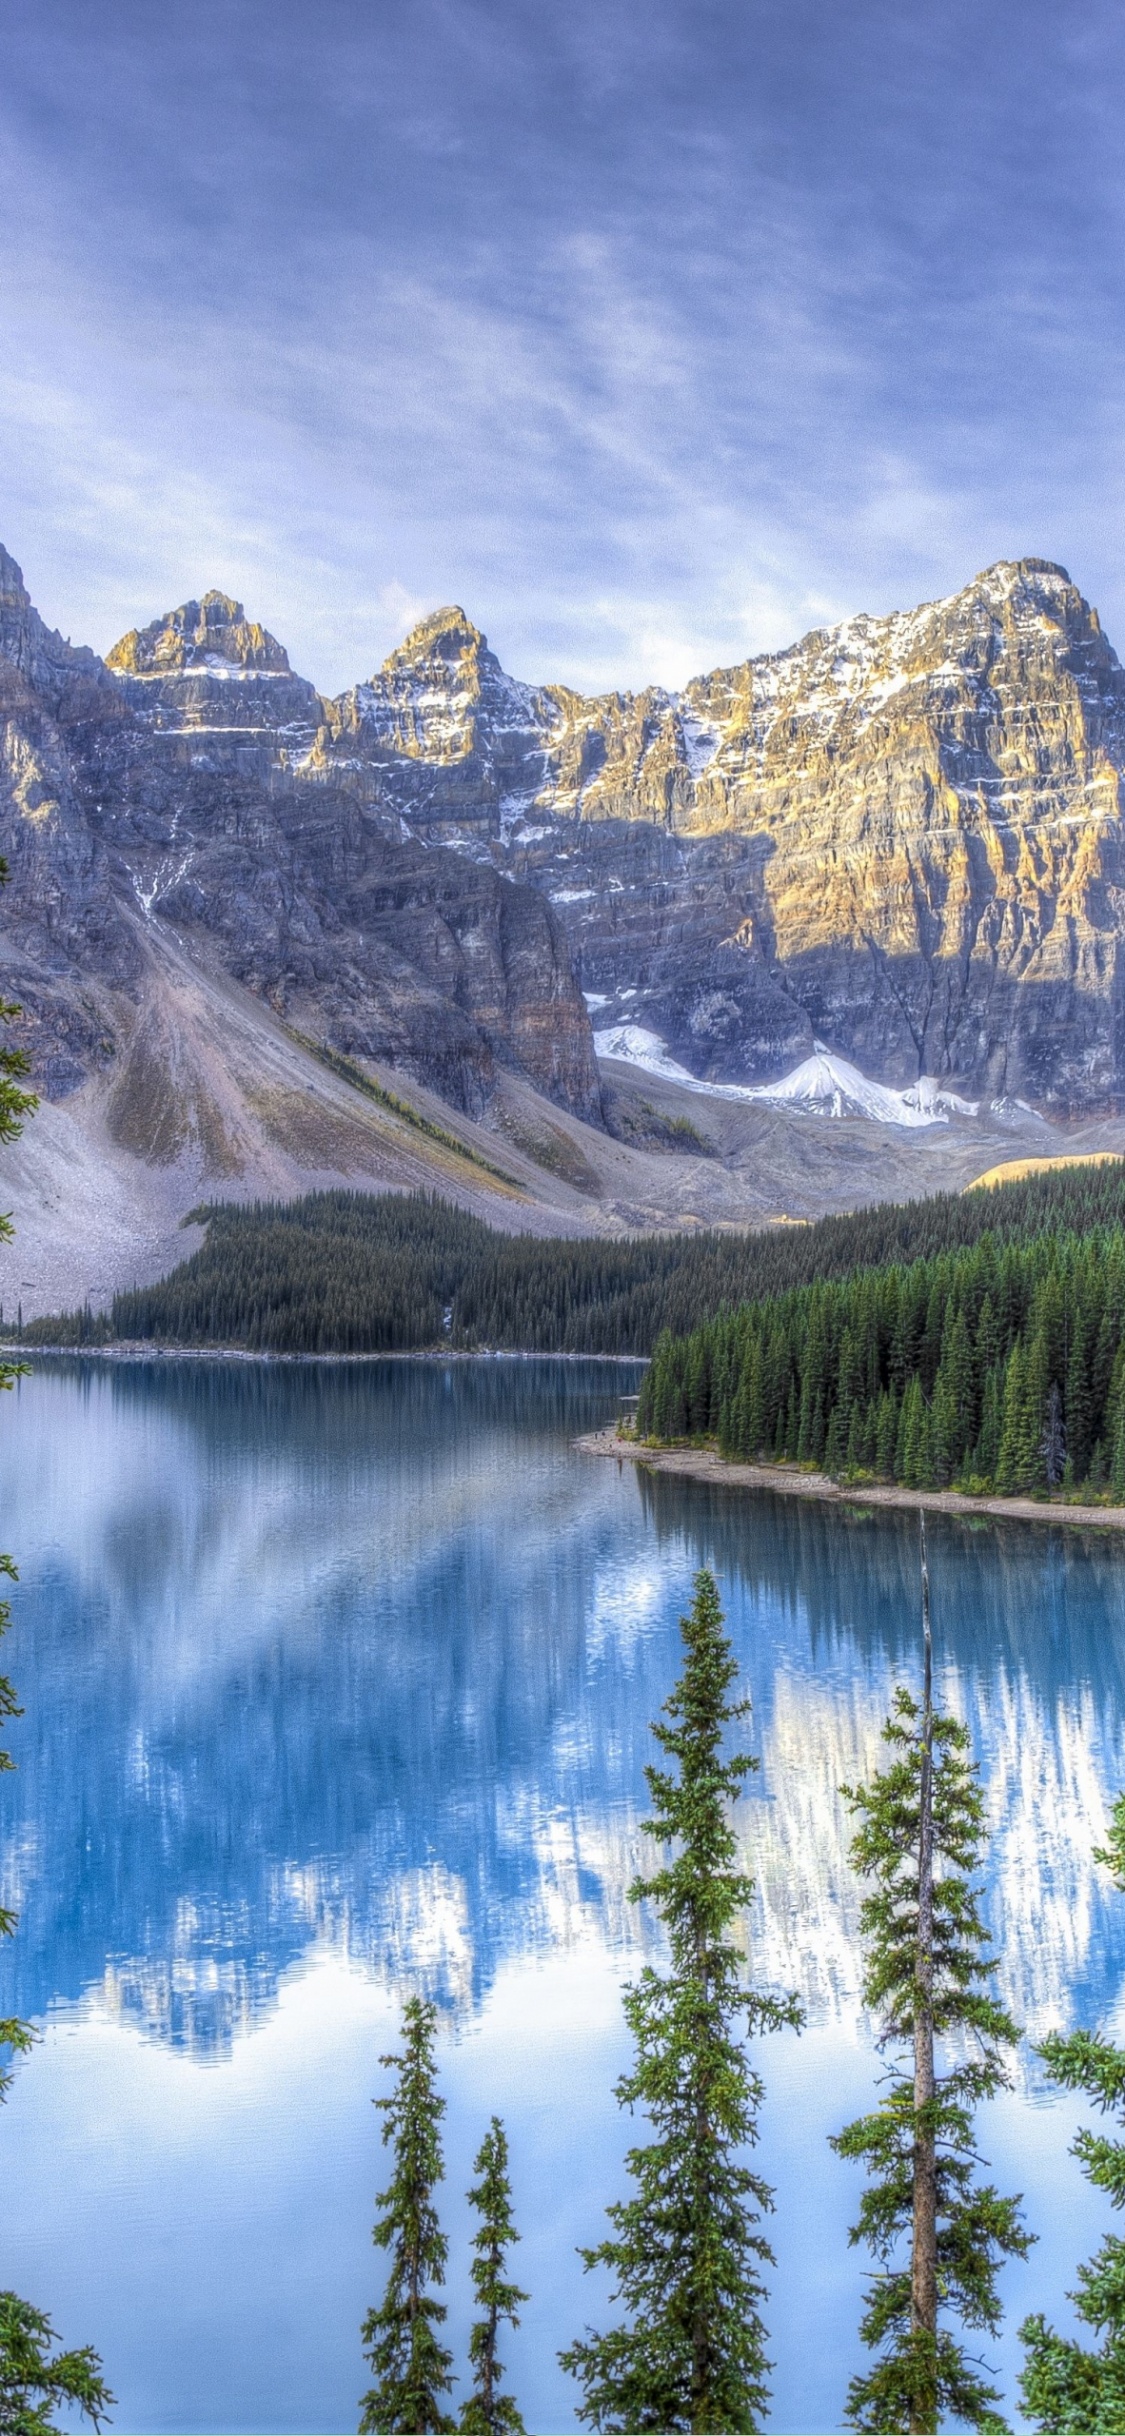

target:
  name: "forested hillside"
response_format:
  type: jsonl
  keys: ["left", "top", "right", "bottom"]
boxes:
{"left": 638, "top": 1219, "right": 1125, "bottom": 1497}
{"left": 17, "top": 1162, "right": 1125, "bottom": 1361}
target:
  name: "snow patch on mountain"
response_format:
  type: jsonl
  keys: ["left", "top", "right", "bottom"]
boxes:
{"left": 593, "top": 1027, "right": 979, "bottom": 1128}
{"left": 752, "top": 1046, "right": 979, "bottom": 1126}
{"left": 594, "top": 1024, "right": 699, "bottom": 1084}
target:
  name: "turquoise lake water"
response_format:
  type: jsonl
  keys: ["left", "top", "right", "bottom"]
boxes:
{"left": 0, "top": 1354, "right": 1123, "bottom": 2431}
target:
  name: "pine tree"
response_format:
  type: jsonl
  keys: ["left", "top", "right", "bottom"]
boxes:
{"left": 560, "top": 1569, "right": 802, "bottom": 2432}
{"left": 360, "top": 1998, "right": 456, "bottom": 2434}
{"left": 1111, "top": 1364, "right": 1125, "bottom": 1503}
{"left": 460, "top": 2119, "right": 526, "bottom": 2436}
{"left": 0, "top": 2295, "right": 113, "bottom": 2434}
{"left": 899, "top": 1376, "right": 929, "bottom": 1490}
{"left": 974, "top": 1367, "right": 1003, "bottom": 1486}
{"left": 1020, "top": 1792, "right": 1125, "bottom": 2431}
{"left": 946, "top": 1312, "right": 976, "bottom": 1462}
{"left": 832, "top": 1522, "right": 1030, "bottom": 2432}
{"left": 995, "top": 1340, "right": 1029, "bottom": 1494}
{"left": 1066, "top": 1306, "right": 1095, "bottom": 1484}
{"left": 927, "top": 1369, "right": 958, "bottom": 1490}
{"left": 1040, "top": 1382, "right": 1066, "bottom": 1492}
{"left": 876, "top": 1389, "right": 900, "bottom": 1481}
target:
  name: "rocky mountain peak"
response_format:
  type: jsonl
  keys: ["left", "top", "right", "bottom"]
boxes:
{"left": 0, "top": 544, "right": 112, "bottom": 716}
{"left": 966, "top": 554, "right": 1071, "bottom": 595}
{"left": 107, "top": 591, "right": 293, "bottom": 677}
{"left": 906, "top": 555, "right": 1102, "bottom": 654}
{"left": 334, "top": 603, "right": 541, "bottom": 773}
{"left": 387, "top": 605, "right": 485, "bottom": 667}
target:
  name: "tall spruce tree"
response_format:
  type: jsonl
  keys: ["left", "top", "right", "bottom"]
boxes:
{"left": 360, "top": 1998, "right": 456, "bottom": 2434}
{"left": 459, "top": 2118, "right": 526, "bottom": 2436}
{"left": 560, "top": 1568, "right": 801, "bottom": 2432}
{"left": 832, "top": 1521, "right": 1031, "bottom": 2433}
{"left": 1020, "top": 1792, "right": 1125, "bottom": 2431}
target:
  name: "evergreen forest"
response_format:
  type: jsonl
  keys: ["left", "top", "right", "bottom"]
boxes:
{"left": 638, "top": 1211, "right": 1125, "bottom": 1497}
{"left": 19, "top": 1160, "right": 1125, "bottom": 1361}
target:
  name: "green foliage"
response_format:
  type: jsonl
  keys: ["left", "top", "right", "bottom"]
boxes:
{"left": 460, "top": 2119, "right": 526, "bottom": 2436}
{"left": 832, "top": 1687, "right": 1030, "bottom": 2430}
{"left": 25, "top": 1161, "right": 1125, "bottom": 1359}
{"left": 0, "top": 978, "right": 37, "bottom": 1172}
{"left": 1020, "top": 1795, "right": 1125, "bottom": 2432}
{"left": 560, "top": 1571, "right": 802, "bottom": 2431}
{"left": 639, "top": 1188, "right": 1125, "bottom": 1498}
{"left": 12, "top": 1306, "right": 112, "bottom": 1349}
{"left": 360, "top": 1999, "right": 456, "bottom": 2435}
{"left": 0, "top": 2293, "right": 113, "bottom": 2434}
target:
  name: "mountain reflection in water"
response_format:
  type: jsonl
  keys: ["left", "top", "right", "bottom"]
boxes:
{"left": 3, "top": 1357, "right": 1123, "bottom": 2058}
{"left": 0, "top": 1356, "right": 1122, "bottom": 2431}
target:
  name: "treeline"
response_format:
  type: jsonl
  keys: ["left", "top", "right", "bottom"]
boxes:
{"left": 20, "top": 1160, "right": 1125, "bottom": 1357}
{"left": 639, "top": 1220, "right": 1125, "bottom": 1496}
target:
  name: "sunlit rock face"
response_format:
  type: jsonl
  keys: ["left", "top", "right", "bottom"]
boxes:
{"left": 326, "top": 606, "right": 556, "bottom": 827}
{"left": 105, "top": 589, "right": 325, "bottom": 762}
{"left": 3, "top": 549, "right": 1125, "bottom": 1125}
{"left": 306, "top": 560, "right": 1125, "bottom": 1111}
{"left": 509, "top": 562, "right": 1125, "bottom": 1108}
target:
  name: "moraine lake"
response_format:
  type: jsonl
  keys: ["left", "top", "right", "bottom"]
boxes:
{"left": 0, "top": 1354, "right": 1124, "bottom": 2432}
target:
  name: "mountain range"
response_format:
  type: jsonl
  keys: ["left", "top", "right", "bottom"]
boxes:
{"left": 4, "top": 546, "right": 1125, "bottom": 1310}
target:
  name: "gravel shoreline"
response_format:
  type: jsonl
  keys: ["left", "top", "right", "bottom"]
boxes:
{"left": 576, "top": 1427, "right": 1125, "bottom": 1532}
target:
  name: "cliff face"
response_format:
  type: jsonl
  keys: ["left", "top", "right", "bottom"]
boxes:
{"left": 317, "top": 563, "right": 1125, "bottom": 1110}
{"left": 0, "top": 574, "right": 601, "bottom": 1122}
{"left": 2, "top": 551, "right": 1125, "bottom": 1133}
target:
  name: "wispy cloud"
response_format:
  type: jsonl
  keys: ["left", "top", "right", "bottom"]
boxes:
{"left": 2, "top": 0, "right": 1125, "bottom": 693}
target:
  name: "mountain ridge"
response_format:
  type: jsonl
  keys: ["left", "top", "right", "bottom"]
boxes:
{"left": 5, "top": 545, "right": 1125, "bottom": 1310}
{"left": 4, "top": 547, "right": 1124, "bottom": 1126}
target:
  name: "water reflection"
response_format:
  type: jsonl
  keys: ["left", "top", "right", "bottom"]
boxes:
{"left": 4, "top": 1360, "right": 657, "bottom": 2049}
{"left": 640, "top": 1471, "right": 1125, "bottom": 2038}
{"left": 3, "top": 1361, "right": 1125, "bottom": 2062}
{"left": 1, "top": 1359, "right": 1124, "bottom": 2432}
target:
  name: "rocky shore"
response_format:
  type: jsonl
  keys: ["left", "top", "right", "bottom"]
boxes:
{"left": 577, "top": 1427, "right": 1125, "bottom": 1532}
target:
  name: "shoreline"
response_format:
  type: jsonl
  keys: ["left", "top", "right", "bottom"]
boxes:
{"left": 577, "top": 1427, "right": 1125, "bottom": 1533}
{"left": 7, "top": 1343, "right": 646, "bottom": 1368}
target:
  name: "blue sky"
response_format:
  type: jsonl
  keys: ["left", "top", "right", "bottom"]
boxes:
{"left": 2, "top": 0, "right": 1124, "bottom": 693}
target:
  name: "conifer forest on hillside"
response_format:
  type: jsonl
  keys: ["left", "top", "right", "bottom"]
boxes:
{"left": 20, "top": 1161, "right": 1125, "bottom": 1365}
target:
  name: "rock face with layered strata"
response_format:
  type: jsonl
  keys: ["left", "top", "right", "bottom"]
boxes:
{"left": 317, "top": 563, "right": 1125, "bottom": 1110}
{"left": 2, "top": 550, "right": 1125, "bottom": 1133}
{"left": 0, "top": 573, "right": 601, "bottom": 1122}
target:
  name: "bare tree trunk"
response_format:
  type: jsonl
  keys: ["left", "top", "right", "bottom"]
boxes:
{"left": 911, "top": 1513, "right": 938, "bottom": 2432}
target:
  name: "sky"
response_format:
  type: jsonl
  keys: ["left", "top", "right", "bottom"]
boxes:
{"left": 2, "top": 0, "right": 1125, "bottom": 695}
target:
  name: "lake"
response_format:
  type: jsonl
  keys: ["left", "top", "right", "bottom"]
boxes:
{"left": 0, "top": 1354, "right": 1123, "bottom": 2432}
